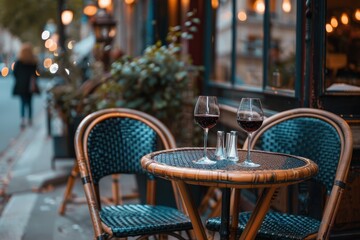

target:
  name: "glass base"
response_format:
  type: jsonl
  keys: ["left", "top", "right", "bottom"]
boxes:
{"left": 237, "top": 159, "right": 260, "bottom": 167}
{"left": 193, "top": 156, "right": 217, "bottom": 165}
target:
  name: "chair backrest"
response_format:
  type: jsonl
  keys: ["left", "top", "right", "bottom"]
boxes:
{"left": 76, "top": 107, "right": 176, "bottom": 181}
{"left": 244, "top": 108, "right": 353, "bottom": 238}
{"left": 74, "top": 108, "right": 179, "bottom": 237}
{"left": 87, "top": 117, "right": 158, "bottom": 183}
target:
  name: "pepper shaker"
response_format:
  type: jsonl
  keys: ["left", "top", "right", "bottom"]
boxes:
{"left": 225, "top": 132, "right": 231, "bottom": 158}
{"left": 215, "top": 131, "right": 226, "bottom": 160}
{"left": 226, "top": 131, "right": 239, "bottom": 161}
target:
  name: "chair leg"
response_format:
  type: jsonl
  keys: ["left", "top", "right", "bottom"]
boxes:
{"left": 208, "top": 198, "right": 222, "bottom": 218}
{"left": 58, "top": 162, "right": 79, "bottom": 215}
{"left": 198, "top": 186, "right": 216, "bottom": 214}
{"left": 112, "top": 174, "right": 121, "bottom": 205}
{"left": 198, "top": 187, "right": 222, "bottom": 217}
{"left": 230, "top": 189, "right": 241, "bottom": 240}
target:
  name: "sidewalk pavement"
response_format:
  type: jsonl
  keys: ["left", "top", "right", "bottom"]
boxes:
{"left": 0, "top": 108, "right": 138, "bottom": 240}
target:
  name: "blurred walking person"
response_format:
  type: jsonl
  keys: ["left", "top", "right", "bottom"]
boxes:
{"left": 12, "top": 43, "right": 39, "bottom": 129}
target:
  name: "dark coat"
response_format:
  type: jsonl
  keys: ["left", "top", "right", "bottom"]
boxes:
{"left": 13, "top": 60, "right": 37, "bottom": 96}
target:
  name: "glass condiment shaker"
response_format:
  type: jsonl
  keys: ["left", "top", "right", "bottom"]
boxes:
{"left": 215, "top": 131, "right": 226, "bottom": 160}
{"left": 226, "top": 131, "right": 239, "bottom": 161}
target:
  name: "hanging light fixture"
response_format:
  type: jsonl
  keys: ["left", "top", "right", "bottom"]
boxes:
{"left": 92, "top": 8, "right": 117, "bottom": 44}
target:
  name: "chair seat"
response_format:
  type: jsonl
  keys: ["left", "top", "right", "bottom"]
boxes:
{"left": 206, "top": 211, "right": 321, "bottom": 240}
{"left": 101, "top": 204, "right": 193, "bottom": 238}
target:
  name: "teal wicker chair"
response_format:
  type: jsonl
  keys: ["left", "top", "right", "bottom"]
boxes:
{"left": 75, "top": 108, "right": 192, "bottom": 240}
{"left": 206, "top": 108, "right": 353, "bottom": 239}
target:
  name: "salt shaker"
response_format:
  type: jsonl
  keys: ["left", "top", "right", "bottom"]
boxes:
{"left": 215, "top": 131, "right": 226, "bottom": 160}
{"left": 225, "top": 132, "right": 231, "bottom": 158}
{"left": 226, "top": 131, "right": 239, "bottom": 161}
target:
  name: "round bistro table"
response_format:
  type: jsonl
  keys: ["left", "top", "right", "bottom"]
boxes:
{"left": 141, "top": 147, "right": 318, "bottom": 240}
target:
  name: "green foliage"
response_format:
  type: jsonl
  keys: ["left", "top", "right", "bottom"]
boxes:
{"left": 86, "top": 11, "right": 202, "bottom": 126}
{"left": 109, "top": 45, "right": 196, "bottom": 122}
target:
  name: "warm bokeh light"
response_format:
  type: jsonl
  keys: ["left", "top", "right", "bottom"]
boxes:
{"left": 45, "top": 39, "right": 54, "bottom": 49}
{"left": 355, "top": 9, "right": 360, "bottom": 21}
{"left": 211, "top": 0, "right": 219, "bottom": 9}
{"left": 1, "top": 67, "right": 9, "bottom": 77}
{"left": 98, "top": 0, "right": 111, "bottom": 9}
{"left": 61, "top": 10, "right": 73, "bottom": 25}
{"left": 238, "top": 11, "right": 247, "bottom": 21}
{"left": 109, "top": 28, "right": 116, "bottom": 38}
{"left": 67, "top": 40, "right": 75, "bottom": 50}
{"left": 50, "top": 63, "right": 59, "bottom": 74}
{"left": 83, "top": 3, "right": 98, "bottom": 16}
{"left": 49, "top": 42, "right": 58, "bottom": 52}
{"left": 41, "top": 30, "right": 51, "bottom": 40}
{"left": 36, "top": 70, "right": 40, "bottom": 77}
{"left": 341, "top": 13, "right": 349, "bottom": 25}
{"left": 11, "top": 62, "right": 15, "bottom": 71}
{"left": 124, "top": 0, "right": 135, "bottom": 5}
{"left": 282, "top": 0, "right": 291, "bottom": 13}
{"left": 44, "top": 58, "right": 53, "bottom": 68}
{"left": 330, "top": 17, "right": 338, "bottom": 28}
{"left": 326, "top": 23, "right": 333, "bottom": 33}
{"left": 254, "top": 0, "right": 265, "bottom": 14}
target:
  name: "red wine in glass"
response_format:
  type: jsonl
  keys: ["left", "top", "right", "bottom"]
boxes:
{"left": 193, "top": 96, "right": 220, "bottom": 164}
{"left": 237, "top": 98, "right": 264, "bottom": 167}
{"left": 194, "top": 114, "right": 219, "bottom": 129}
{"left": 236, "top": 119, "right": 263, "bottom": 133}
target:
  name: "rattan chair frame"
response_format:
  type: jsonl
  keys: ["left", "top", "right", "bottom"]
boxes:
{"left": 57, "top": 76, "right": 134, "bottom": 215}
{"left": 74, "top": 108, "right": 190, "bottom": 240}
{"left": 228, "top": 108, "right": 353, "bottom": 240}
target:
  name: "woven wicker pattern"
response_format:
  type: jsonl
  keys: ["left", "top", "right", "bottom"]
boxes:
{"left": 100, "top": 204, "right": 192, "bottom": 237}
{"left": 87, "top": 117, "right": 157, "bottom": 184}
{"left": 206, "top": 211, "right": 320, "bottom": 240}
{"left": 154, "top": 149, "right": 306, "bottom": 171}
{"left": 77, "top": 109, "right": 192, "bottom": 239}
{"left": 205, "top": 109, "right": 352, "bottom": 240}
{"left": 255, "top": 117, "right": 340, "bottom": 193}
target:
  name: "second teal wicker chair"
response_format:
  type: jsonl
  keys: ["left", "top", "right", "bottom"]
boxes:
{"left": 206, "top": 108, "right": 353, "bottom": 239}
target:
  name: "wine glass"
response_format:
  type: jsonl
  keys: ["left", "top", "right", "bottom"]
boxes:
{"left": 236, "top": 98, "right": 264, "bottom": 167}
{"left": 194, "top": 96, "right": 220, "bottom": 164}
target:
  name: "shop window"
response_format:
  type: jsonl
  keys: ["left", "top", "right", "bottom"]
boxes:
{"left": 325, "top": 0, "right": 360, "bottom": 92}
{"left": 267, "top": 0, "right": 297, "bottom": 90}
{"left": 212, "top": 0, "right": 233, "bottom": 83}
{"left": 210, "top": 0, "right": 297, "bottom": 93}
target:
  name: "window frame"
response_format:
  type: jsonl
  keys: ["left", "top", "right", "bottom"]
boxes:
{"left": 312, "top": 0, "right": 360, "bottom": 119}
{"left": 204, "top": 0, "right": 306, "bottom": 112}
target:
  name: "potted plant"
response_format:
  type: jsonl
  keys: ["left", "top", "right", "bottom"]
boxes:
{"left": 82, "top": 11, "right": 202, "bottom": 144}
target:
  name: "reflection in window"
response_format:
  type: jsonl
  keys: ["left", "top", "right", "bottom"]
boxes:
{"left": 325, "top": 0, "right": 360, "bottom": 92}
{"left": 235, "top": 0, "right": 264, "bottom": 87}
{"left": 268, "top": 0, "right": 296, "bottom": 90}
{"left": 212, "top": 0, "right": 297, "bottom": 90}
{"left": 212, "top": 0, "right": 233, "bottom": 83}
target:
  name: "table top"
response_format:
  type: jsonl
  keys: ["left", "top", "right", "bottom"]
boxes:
{"left": 141, "top": 147, "right": 318, "bottom": 188}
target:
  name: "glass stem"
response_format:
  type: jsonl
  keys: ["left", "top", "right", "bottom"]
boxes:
{"left": 203, "top": 128, "right": 209, "bottom": 159}
{"left": 246, "top": 133, "right": 252, "bottom": 161}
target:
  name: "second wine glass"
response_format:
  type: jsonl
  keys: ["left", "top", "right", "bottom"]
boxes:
{"left": 236, "top": 98, "right": 264, "bottom": 167}
{"left": 194, "top": 96, "right": 220, "bottom": 164}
